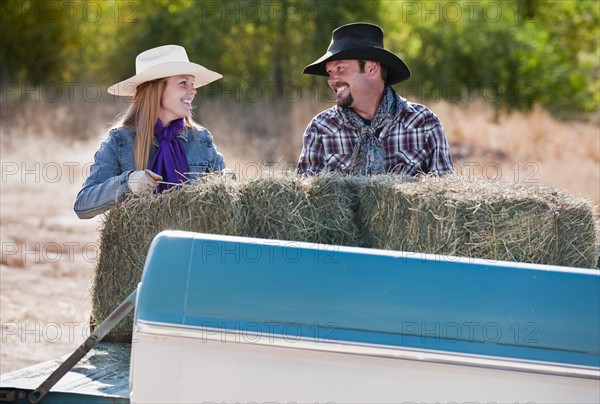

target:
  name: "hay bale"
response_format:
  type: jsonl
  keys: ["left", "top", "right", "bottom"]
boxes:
{"left": 554, "top": 194, "right": 598, "bottom": 268}
{"left": 308, "top": 174, "right": 362, "bottom": 246}
{"left": 237, "top": 173, "right": 359, "bottom": 246}
{"left": 357, "top": 175, "right": 460, "bottom": 254}
{"left": 447, "top": 179, "right": 560, "bottom": 263}
{"left": 361, "top": 175, "right": 598, "bottom": 267}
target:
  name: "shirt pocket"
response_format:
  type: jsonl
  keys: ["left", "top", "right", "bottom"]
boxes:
{"left": 324, "top": 153, "right": 352, "bottom": 173}
{"left": 388, "top": 149, "right": 429, "bottom": 176}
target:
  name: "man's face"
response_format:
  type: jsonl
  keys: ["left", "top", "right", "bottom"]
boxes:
{"left": 325, "top": 60, "right": 367, "bottom": 108}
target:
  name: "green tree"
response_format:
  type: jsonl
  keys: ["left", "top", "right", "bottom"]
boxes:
{"left": 382, "top": 0, "right": 599, "bottom": 117}
{"left": 0, "top": 0, "right": 75, "bottom": 84}
{"left": 2, "top": 0, "right": 597, "bottom": 118}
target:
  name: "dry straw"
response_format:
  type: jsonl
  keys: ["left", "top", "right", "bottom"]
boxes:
{"left": 359, "top": 175, "right": 597, "bottom": 266}
{"left": 92, "top": 172, "right": 599, "bottom": 340}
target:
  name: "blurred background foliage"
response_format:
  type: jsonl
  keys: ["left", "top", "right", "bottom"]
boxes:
{"left": 1, "top": 0, "right": 598, "bottom": 119}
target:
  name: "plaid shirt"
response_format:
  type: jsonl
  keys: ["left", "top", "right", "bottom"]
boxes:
{"left": 296, "top": 92, "right": 454, "bottom": 176}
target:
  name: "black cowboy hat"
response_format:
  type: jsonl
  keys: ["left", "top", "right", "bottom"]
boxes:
{"left": 303, "top": 22, "right": 411, "bottom": 85}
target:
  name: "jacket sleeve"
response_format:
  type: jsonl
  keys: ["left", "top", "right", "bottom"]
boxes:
{"left": 73, "top": 136, "right": 132, "bottom": 219}
{"left": 207, "top": 131, "right": 226, "bottom": 172}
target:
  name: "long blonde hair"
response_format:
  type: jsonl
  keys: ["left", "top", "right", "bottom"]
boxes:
{"left": 119, "top": 77, "right": 198, "bottom": 170}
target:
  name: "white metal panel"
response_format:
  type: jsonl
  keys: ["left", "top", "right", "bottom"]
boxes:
{"left": 130, "top": 325, "right": 600, "bottom": 404}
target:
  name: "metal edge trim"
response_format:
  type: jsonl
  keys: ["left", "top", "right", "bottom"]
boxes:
{"left": 134, "top": 320, "right": 600, "bottom": 380}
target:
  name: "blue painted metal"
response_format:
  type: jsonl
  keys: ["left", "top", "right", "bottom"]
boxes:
{"left": 0, "top": 343, "right": 130, "bottom": 403}
{"left": 136, "top": 231, "right": 600, "bottom": 368}
{"left": 0, "top": 391, "right": 127, "bottom": 404}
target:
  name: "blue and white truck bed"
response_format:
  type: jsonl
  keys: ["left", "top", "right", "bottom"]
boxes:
{"left": 2, "top": 231, "right": 599, "bottom": 403}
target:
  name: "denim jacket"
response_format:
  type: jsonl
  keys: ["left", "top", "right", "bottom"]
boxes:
{"left": 74, "top": 125, "right": 225, "bottom": 219}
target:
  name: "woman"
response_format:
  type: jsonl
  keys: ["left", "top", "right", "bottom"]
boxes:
{"left": 74, "top": 45, "right": 225, "bottom": 219}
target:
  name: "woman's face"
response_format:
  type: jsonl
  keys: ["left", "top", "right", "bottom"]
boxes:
{"left": 158, "top": 75, "right": 196, "bottom": 125}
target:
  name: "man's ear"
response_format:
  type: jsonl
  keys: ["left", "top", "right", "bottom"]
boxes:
{"left": 366, "top": 61, "right": 380, "bottom": 75}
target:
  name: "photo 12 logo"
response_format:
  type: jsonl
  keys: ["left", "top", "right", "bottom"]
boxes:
{"left": 2, "top": 322, "right": 89, "bottom": 344}
{"left": 400, "top": 1, "right": 539, "bottom": 23}
{"left": 400, "top": 321, "right": 540, "bottom": 345}
{"left": 1, "top": 241, "right": 100, "bottom": 266}
{"left": 1, "top": 161, "right": 92, "bottom": 184}
{"left": 1, "top": 82, "right": 105, "bottom": 104}
{"left": 199, "top": 321, "right": 339, "bottom": 344}
{"left": 1, "top": 1, "right": 139, "bottom": 24}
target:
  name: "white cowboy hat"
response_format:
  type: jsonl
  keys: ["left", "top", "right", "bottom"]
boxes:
{"left": 107, "top": 45, "right": 222, "bottom": 96}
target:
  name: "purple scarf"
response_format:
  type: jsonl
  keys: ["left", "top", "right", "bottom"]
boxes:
{"left": 148, "top": 118, "right": 190, "bottom": 193}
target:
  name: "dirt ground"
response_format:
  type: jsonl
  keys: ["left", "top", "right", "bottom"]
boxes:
{"left": 1, "top": 139, "right": 103, "bottom": 375}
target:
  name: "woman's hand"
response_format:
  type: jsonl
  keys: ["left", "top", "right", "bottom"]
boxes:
{"left": 128, "top": 169, "right": 163, "bottom": 195}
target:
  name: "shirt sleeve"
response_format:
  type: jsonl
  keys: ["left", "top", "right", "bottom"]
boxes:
{"left": 425, "top": 114, "right": 454, "bottom": 176}
{"left": 296, "top": 119, "right": 325, "bottom": 175}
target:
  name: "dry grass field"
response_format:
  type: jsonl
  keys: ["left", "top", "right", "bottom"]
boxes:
{"left": 1, "top": 96, "right": 598, "bottom": 374}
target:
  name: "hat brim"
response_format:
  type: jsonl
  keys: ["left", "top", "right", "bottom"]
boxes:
{"left": 107, "top": 61, "right": 222, "bottom": 96}
{"left": 303, "top": 47, "right": 410, "bottom": 85}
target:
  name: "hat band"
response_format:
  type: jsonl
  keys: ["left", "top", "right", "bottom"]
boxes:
{"left": 328, "top": 37, "right": 384, "bottom": 54}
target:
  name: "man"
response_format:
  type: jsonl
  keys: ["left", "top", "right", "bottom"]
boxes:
{"left": 296, "top": 23, "right": 454, "bottom": 176}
